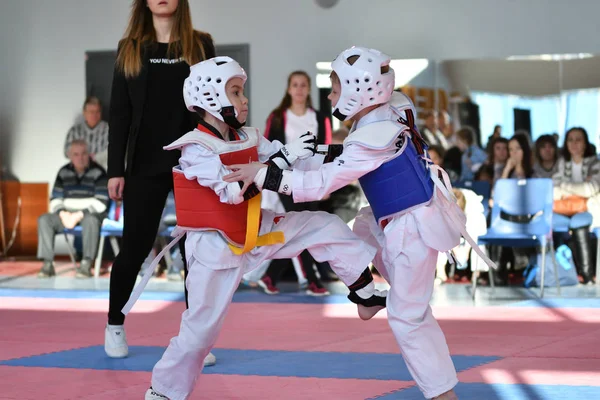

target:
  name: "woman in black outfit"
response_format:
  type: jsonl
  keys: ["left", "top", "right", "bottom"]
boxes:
{"left": 104, "top": 0, "right": 216, "bottom": 366}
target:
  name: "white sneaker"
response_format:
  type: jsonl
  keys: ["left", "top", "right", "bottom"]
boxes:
{"left": 145, "top": 387, "right": 169, "bottom": 399}
{"left": 204, "top": 351, "right": 216, "bottom": 367}
{"left": 105, "top": 324, "right": 128, "bottom": 358}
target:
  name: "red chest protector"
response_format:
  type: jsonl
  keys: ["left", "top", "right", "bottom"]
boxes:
{"left": 165, "top": 125, "right": 260, "bottom": 247}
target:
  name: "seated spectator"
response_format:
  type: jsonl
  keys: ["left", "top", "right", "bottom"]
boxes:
{"left": 553, "top": 127, "right": 599, "bottom": 284}
{"left": 501, "top": 133, "right": 534, "bottom": 179}
{"left": 438, "top": 110, "right": 456, "bottom": 147}
{"left": 488, "top": 133, "right": 536, "bottom": 285}
{"left": 456, "top": 126, "right": 487, "bottom": 181}
{"left": 421, "top": 110, "right": 449, "bottom": 149}
{"left": 428, "top": 145, "right": 459, "bottom": 182}
{"left": 533, "top": 134, "right": 560, "bottom": 178}
{"left": 37, "top": 140, "right": 109, "bottom": 278}
{"left": 64, "top": 96, "right": 109, "bottom": 170}
{"left": 485, "top": 124, "right": 502, "bottom": 152}
{"left": 428, "top": 145, "right": 444, "bottom": 166}
{"left": 435, "top": 188, "right": 488, "bottom": 284}
{"left": 487, "top": 137, "right": 509, "bottom": 182}
{"left": 443, "top": 146, "right": 463, "bottom": 183}
{"left": 475, "top": 164, "right": 494, "bottom": 185}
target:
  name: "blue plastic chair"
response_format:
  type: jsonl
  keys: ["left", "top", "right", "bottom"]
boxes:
{"left": 454, "top": 180, "right": 492, "bottom": 217}
{"left": 476, "top": 178, "right": 560, "bottom": 298}
{"left": 64, "top": 201, "right": 123, "bottom": 277}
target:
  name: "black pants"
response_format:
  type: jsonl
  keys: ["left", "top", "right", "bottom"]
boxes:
{"left": 108, "top": 173, "right": 187, "bottom": 325}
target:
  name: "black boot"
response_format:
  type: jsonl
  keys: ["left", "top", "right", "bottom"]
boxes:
{"left": 571, "top": 227, "right": 595, "bottom": 284}
{"left": 487, "top": 245, "right": 509, "bottom": 286}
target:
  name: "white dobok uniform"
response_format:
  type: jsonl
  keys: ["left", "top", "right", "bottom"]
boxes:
{"left": 123, "top": 126, "right": 376, "bottom": 400}
{"left": 284, "top": 95, "right": 495, "bottom": 399}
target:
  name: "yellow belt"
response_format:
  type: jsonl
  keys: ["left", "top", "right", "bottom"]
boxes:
{"left": 227, "top": 193, "right": 285, "bottom": 255}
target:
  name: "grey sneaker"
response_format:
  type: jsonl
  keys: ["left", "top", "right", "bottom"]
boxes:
{"left": 76, "top": 258, "right": 93, "bottom": 278}
{"left": 37, "top": 261, "right": 55, "bottom": 278}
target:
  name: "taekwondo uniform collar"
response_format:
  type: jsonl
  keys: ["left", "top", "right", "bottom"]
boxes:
{"left": 350, "top": 104, "right": 395, "bottom": 133}
{"left": 197, "top": 119, "right": 240, "bottom": 141}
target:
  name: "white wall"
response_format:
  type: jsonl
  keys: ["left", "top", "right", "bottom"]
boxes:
{"left": 3, "top": 0, "right": 600, "bottom": 187}
{"left": 441, "top": 58, "right": 561, "bottom": 96}
{"left": 438, "top": 56, "right": 600, "bottom": 97}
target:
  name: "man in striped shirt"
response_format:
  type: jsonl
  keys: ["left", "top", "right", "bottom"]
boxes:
{"left": 37, "top": 140, "right": 109, "bottom": 278}
{"left": 63, "top": 96, "right": 109, "bottom": 170}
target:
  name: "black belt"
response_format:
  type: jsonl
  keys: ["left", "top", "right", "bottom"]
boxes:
{"left": 500, "top": 210, "right": 543, "bottom": 224}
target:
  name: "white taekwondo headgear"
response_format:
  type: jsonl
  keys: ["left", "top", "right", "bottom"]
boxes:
{"left": 330, "top": 46, "right": 395, "bottom": 121}
{"left": 183, "top": 56, "right": 247, "bottom": 128}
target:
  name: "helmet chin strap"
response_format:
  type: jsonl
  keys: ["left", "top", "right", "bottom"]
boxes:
{"left": 332, "top": 108, "right": 348, "bottom": 122}
{"left": 220, "top": 106, "right": 245, "bottom": 129}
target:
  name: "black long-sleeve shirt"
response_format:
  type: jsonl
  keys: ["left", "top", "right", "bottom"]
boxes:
{"left": 134, "top": 42, "right": 196, "bottom": 176}
{"left": 107, "top": 32, "right": 216, "bottom": 178}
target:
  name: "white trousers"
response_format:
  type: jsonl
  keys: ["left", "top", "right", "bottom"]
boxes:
{"left": 353, "top": 205, "right": 458, "bottom": 399}
{"left": 242, "top": 256, "right": 307, "bottom": 286}
{"left": 151, "top": 210, "right": 376, "bottom": 400}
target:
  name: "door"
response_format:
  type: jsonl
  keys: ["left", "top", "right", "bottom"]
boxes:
{"left": 84, "top": 44, "right": 251, "bottom": 125}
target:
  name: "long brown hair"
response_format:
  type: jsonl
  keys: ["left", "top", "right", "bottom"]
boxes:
{"left": 270, "top": 71, "right": 314, "bottom": 128}
{"left": 116, "top": 0, "right": 207, "bottom": 78}
{"left": 562, "top": 127, "right": 595, "bottom": 161}
{"left": 507, "top": 133, "right": 534, "bottom": 178}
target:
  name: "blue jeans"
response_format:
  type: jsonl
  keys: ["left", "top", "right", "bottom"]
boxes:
{"left": 553, "top": 212, "right": 593, "bottom": 232}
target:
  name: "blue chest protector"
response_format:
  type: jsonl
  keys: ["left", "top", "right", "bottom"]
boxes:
{"left": 358, "top": 139, "right": 434, "bottom": 223}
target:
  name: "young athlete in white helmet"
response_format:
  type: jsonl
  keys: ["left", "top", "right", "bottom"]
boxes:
{"left": 225, "top": 47, "right": 496, "bottom": 400}
{"left": 122, "top": 55, "right": 388, "bottom": 400}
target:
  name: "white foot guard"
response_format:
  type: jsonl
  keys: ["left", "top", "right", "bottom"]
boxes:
{"left": 204, "top": 352, "right": 216, "bottom": 367}
{"left": 105, "top": 324, "right": 128, "bottom": 358}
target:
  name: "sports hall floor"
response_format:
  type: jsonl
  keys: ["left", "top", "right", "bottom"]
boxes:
{"left": 1, "top": 260, "right": 600, "bottom": 399}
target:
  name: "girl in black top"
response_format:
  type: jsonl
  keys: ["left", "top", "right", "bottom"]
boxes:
{"left": 500, "top": 133, "right": 534, "bottom": 179}
{"left": 104, "top": 0, "right": 215, "bottom": 363}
